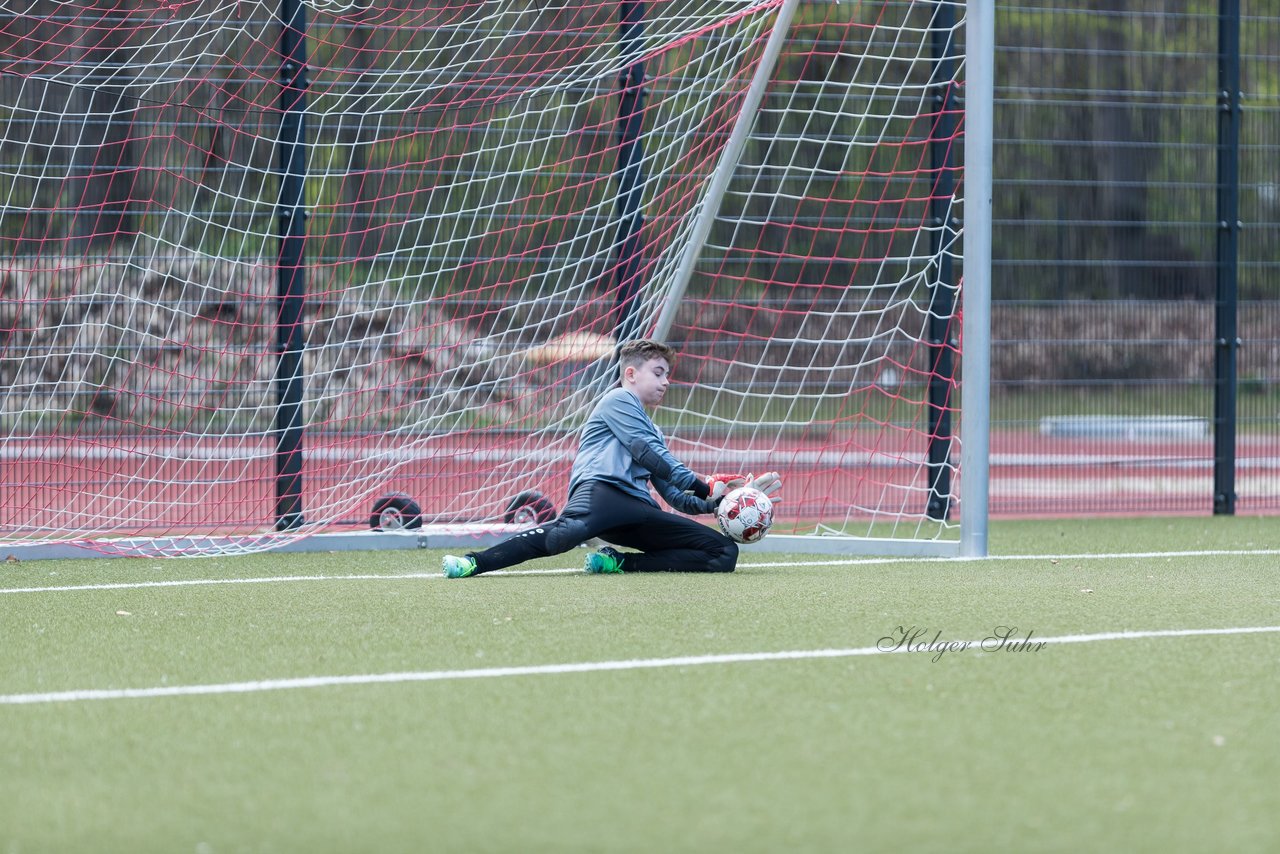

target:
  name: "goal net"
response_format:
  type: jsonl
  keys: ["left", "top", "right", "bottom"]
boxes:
{"left": 0, "top": 0, "right": 988, "bottom": 558}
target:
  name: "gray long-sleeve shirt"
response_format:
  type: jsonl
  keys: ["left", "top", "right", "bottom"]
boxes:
{"left": 567, "top": 387, "right": 710, "bottom": 515}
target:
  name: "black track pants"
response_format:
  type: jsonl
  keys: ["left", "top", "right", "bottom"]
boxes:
{"left": 469, "top": 480, "right": 737, "bottom": 574}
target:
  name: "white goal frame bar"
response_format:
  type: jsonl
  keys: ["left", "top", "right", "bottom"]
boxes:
{"left": 959, "top": 0, "right": 994, "bottom": 558}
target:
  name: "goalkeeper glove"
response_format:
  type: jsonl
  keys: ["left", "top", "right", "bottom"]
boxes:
{"left": 745, "top": 471, "right": 782, "bottom": 498}
{"left": 705, "top": 472, "right": 747, "bottom": 503}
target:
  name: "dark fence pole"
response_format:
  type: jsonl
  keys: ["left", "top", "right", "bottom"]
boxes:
{"left": 274, "top": 0, "right": 310, "bottom": 530}
{"left": 1213, "top": 0, "right": 1241, "bottom": 516}
{"left": 926, "top": 1, "right": 959, "bottom": 521}
{"left": 612, "top": 0, "right": 649, "bottom": 342}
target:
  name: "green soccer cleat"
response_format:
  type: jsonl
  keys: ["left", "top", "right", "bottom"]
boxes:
{"left": 584, "top": 546, "right": 624, "bottom": 574}
{"left": 442, "top": 554, "right": 479, "bottom": 579}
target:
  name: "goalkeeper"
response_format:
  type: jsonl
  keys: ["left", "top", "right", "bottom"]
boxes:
{"left": 443, "top": 338, "right": 780, "bottom": 578}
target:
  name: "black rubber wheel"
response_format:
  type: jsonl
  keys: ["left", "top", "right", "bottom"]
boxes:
{"left": 503, "top": 490, "right": 556, "bottom": 526}
{"left": 369, "top": 493, "right": 423, "bottom": 530}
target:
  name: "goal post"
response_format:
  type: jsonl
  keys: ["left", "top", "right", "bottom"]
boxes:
{"left": 0, "top": 0, "right": 990, "bottom": 559}
{"left": 960, "top": 0, "right": 994, "bottom": 558}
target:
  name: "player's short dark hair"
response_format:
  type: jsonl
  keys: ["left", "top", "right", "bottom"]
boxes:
{"left": 617, "top": 339, "right": 676, "bottom": 376}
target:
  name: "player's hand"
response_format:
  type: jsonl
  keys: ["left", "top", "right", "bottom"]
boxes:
{"left": 745, "top": 471, "right": 782, "bottom": 498}
{"left": 705, "top": 472, "right": 747, "bottom": 502}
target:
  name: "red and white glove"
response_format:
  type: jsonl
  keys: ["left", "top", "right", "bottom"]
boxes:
{"left": 705, "top": 472, "right": 747, "bottom": 502}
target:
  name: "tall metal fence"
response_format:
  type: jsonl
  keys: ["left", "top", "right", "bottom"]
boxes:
{"left": 990, "top": 1, "right": 1279, "bottom": 517}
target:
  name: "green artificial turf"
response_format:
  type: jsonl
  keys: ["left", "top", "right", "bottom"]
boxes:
{"left": 1, "top": 517, "right": 1277, "bottom": 853}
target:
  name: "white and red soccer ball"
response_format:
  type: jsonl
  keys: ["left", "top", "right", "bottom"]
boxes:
{"left": 716, "top": 486, "right": 774, "bottom": 544}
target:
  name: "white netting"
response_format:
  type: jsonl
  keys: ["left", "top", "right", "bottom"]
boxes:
{"left": 0, "top": 0, "right": 969, "bottom": 556}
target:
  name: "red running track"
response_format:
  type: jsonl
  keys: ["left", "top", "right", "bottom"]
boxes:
{"left": 3, "top": 430, "right": 1277, "bottom": 541}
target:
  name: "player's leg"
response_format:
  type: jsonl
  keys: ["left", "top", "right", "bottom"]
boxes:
{"left": 445, "top": 480, "right": 634, "bottom": 577}
{"left": 445, "top": 484, "right": 592, "bottom": 576}
{"left": 596, "top": 509, "right": 738, "bottom": 573}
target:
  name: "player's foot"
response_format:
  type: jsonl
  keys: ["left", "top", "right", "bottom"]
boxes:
{"left": 442, "top": 554, "right": 479, "bottom": 578}
{"left": 584, "top": 546, "right": 624, "bottom": 574}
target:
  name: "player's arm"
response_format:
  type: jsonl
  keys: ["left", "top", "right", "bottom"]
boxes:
{"left": 601, "top": 392, "right": 709, "bottom": 497}
{"left": 652, "top": 475, "right": 716, "bottom": 515}
{"left": 658, "top": 472, "right": 775, "bottom": 515}
{"left": 628, "top": 440, "right": 754, "bottom": 506}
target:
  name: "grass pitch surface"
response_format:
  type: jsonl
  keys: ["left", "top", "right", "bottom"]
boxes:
{"left": 2, "top": 517, "right": 1278, "bottom": 853}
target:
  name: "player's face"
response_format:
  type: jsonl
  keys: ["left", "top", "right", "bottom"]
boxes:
{"left": 627, "top": 357, "right": 671, "bottom": 407}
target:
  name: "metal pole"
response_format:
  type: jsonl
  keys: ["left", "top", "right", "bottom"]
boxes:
{"left": 959, "top": 0, "right": 994, "bottom": 558}
{"left": 274, "top": 0, "right": 310, "bottom": 531}
{"left": 1213, "top": 0, "right": 1241, "bottom": 516}
{"left": 650, "top": 0, "right": 802, "bottom": 342}
{"left": 926, "top": 2, "right": 959, "bottom": 522}
{"left": 612, "top": 0, "right": 649, "bottom": 343}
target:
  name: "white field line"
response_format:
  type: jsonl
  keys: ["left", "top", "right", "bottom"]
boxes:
{"left": 2, "top": 548, "right": 1279, "bottom": 596}
{"left": 1, "top": 625, "right": 1277, "bottom": 706}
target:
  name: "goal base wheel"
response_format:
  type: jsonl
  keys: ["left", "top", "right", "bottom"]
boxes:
{"left": 503, "top": 490, "right": 556, "bottom": 526}
{"left": 369, "top": 493, "right": 423, "bottom": 530}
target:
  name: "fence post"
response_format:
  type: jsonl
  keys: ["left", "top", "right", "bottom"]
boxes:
{"left": 1213, "top": 0, "right": 1241, "bottom": 516}
{"left": 274, "top": 0, "right": 310, "bottom": 530}
{"left": 926, "top": 1, "right": 959, "bottom": 521}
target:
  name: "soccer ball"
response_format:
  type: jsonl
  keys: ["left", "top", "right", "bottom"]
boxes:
{"left": 716, "top": 486, "right": 774, "bottom": 544}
